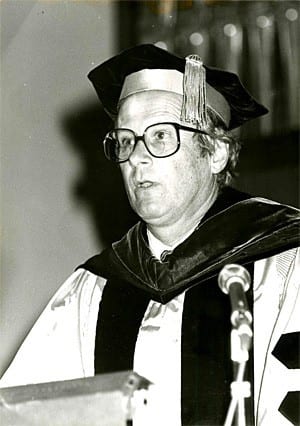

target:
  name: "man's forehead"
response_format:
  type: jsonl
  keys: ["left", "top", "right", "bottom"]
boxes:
{"left": 117, "top": 90, "right": 183, "bottom": 129}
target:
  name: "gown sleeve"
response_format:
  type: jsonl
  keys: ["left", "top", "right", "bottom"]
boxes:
{"left": 0, "top": 269, "right": 106, "bottom": 388}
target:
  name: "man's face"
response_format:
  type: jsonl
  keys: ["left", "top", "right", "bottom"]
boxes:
{"left": 117, "top": 91, "right": 217, "bottom": 230}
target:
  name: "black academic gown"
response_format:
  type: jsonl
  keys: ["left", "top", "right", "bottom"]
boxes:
{"left": 80, "top": 187, "right": 299, "bottom": 425}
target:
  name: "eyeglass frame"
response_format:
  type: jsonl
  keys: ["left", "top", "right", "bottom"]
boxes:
{"left": 103, "top": 122, "right": 210, "bottom": 163}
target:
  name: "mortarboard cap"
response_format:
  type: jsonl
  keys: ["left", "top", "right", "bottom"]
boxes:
{"left": 88, "top": 44, "right": 268, "bottom": 130}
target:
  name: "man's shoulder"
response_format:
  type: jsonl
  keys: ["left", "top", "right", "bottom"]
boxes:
{"left": 206, "top": 186, "right": 299, "bottom": 221}
{"left": 216, "top": 186, "right": 299, "bottom": 211}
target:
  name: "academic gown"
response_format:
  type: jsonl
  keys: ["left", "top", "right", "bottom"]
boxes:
{"left": 1, "top": 188, "right": 299, "bottom": 426}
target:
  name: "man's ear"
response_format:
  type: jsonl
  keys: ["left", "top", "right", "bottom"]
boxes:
{"left": 210, "top": 139, "right": 229, "bottom": 174}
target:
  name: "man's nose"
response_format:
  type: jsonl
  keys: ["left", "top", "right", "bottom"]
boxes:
{"left": 128, "top": 138, "right": 152, "bottom": 166}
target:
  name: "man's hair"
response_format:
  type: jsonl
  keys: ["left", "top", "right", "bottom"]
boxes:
{"left": 195, "top": 110, "right": 241, "bottom": 188}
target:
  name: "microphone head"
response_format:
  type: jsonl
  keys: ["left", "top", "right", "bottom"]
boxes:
{"left": 218, "top": 264, "right": 251, "bottom": 294}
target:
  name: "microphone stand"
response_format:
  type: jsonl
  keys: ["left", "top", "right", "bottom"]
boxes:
{"left": 218, "top": 264, "right": 253, "bottom": 426}
{"left": 224, "top": 319, "right": 252, "bottom": 426}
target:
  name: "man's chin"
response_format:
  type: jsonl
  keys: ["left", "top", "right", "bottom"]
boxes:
{"left": 133, "top": 204, "right": 166, "bottom": 225}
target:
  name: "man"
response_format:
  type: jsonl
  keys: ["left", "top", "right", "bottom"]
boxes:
{"left": 1, "top": 45, "right": 299, "bottom": 425}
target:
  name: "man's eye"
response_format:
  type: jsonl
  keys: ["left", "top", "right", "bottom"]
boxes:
{"left": 119, "top": 137, "right": 133, "bottom": 147}
{"left": 154, "top": 130, "right": 170, "bottom": 140}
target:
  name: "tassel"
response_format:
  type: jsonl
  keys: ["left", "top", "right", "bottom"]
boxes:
{"left": 181, "top": 54, "right": 207, "bottom": 129}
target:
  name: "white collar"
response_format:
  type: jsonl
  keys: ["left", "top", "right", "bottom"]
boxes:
{"left": 147, "top": 226, "right": 197, "bottom": 261}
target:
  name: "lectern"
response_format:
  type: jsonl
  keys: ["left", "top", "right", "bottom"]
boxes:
{"left": 0, "top": 371, "right": 151, "bottom": 426}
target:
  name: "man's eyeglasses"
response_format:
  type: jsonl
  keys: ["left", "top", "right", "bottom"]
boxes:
{"left": 103, "top": 122, "right": 209, "bottom": 163}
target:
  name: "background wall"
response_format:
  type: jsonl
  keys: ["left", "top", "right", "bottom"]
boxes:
{"left": 0, "top": 0, "right": 117, "bottom": 376}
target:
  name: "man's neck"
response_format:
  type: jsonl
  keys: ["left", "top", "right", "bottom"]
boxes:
{"left": 147, "top": 184, "right": 219, "bottom": 247}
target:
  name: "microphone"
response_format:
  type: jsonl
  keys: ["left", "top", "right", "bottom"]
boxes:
{"left": 218, "top": 264, "right": 252, "bottom": 327}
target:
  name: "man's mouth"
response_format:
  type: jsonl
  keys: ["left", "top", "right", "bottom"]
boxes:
{"left": 137, "top": 181, "right": 153, "bottom": 188}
